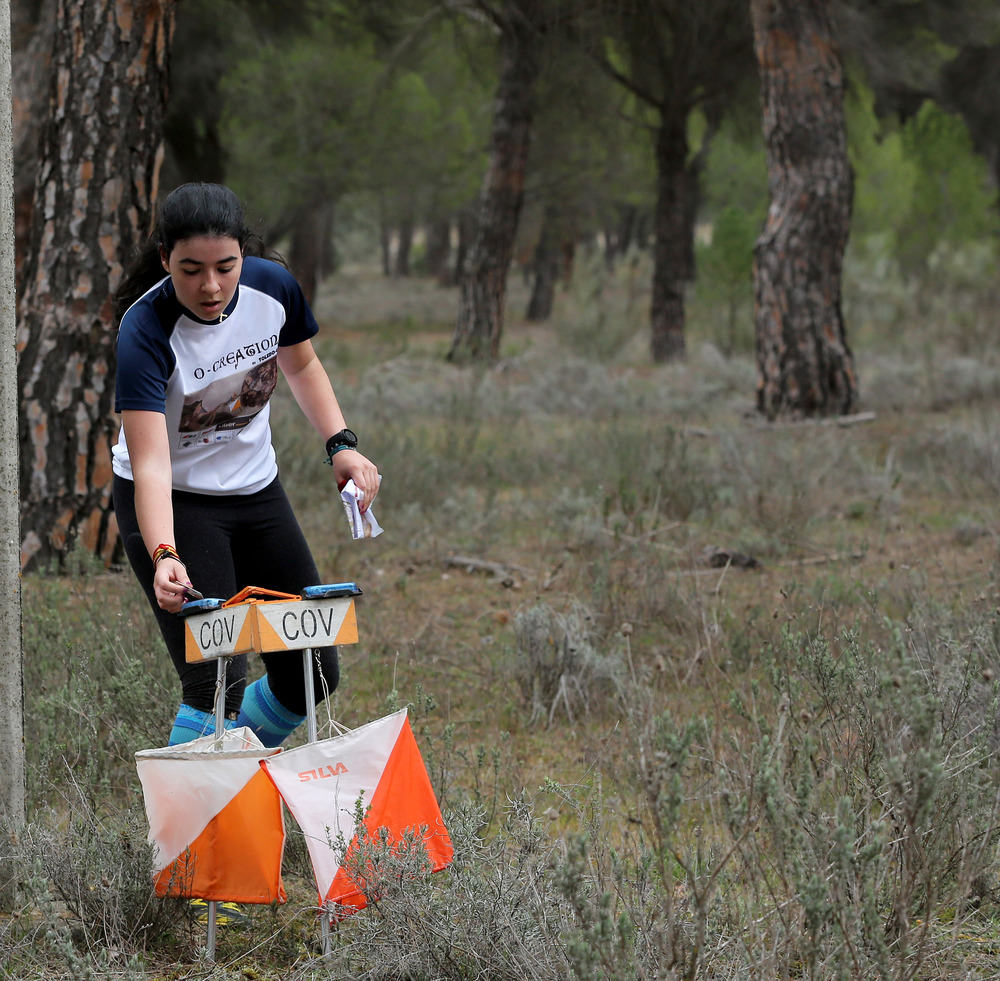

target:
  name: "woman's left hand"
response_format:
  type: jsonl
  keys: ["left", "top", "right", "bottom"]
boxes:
{"left": 332, "top": 449, "right": 380, "bottom": 512}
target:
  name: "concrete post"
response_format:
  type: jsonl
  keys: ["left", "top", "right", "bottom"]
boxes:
{"left": 0, "top": 0, "right": 26, "bottom": 828}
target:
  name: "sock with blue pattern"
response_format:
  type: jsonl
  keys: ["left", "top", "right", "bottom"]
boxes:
{"left": 168, "top": 703, "right": 234, "bottom": 746}
{"left": 235, "top": 675, "right": 306, "bottom": 747}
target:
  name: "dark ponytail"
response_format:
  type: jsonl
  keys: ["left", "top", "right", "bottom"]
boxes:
{"left": 113, "top": 183, "right": 274, "bottom": 325}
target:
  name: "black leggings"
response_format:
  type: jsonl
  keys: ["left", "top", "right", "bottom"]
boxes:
{"left": 113, "top": 474, "right": 339, "bottom": 716}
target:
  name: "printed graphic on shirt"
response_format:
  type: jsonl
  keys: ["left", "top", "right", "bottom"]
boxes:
{"left": 177, "top": 357, "right": 278, "bottom": 448}
{"left": 190, "top": 332, "right": 280, "bottom": 382}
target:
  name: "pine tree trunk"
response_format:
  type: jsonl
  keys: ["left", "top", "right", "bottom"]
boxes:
{"left": 17, "top": 0, "right": 176, "bottom": 570}
{"left": 649, "top": 113, "right": 697, "bottom": 362}
{"left": 449, "top": 207, "right": 476, "bottom": 288}
{"left": 378, "top": 194, "right": 392, "bottom": 277}
{"left": 289, "top": 205, "right": 321, "bottom": 306}
{"left": 750, "top": 0, "right": 856, "bottom": 418}
{"left": 288, "top": 199, "right": 336, "bottom": 307}
{"left": 424, "top": 217, "right": 451, "bottom": 282}
{"left": 603, "top": 204, "right": 637, "bottom": 270}
{"left": 395, "top": 212, "right": 414, "bottom": 278}
{"left": 526, "top": 203, "right": 560, "bottom": 322}
{"left": 560, "top": 237, "right": 575, "bottom": 287}
{"left": 11, "top": 0, "right": 55, "bottom": 290}
{"left": 449, "top": 8, "right": 540, "bottom": 363}
{"left": 319, "top": 201, "right": 337, "bottom": 279}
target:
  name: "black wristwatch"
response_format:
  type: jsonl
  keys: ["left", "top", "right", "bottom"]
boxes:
{"left": 325, "top": 429, "right": 358, "bottom": 464}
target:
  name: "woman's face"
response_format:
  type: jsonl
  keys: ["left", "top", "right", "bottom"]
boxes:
{"left": 161, "top": 235, "right": 243, "bottom": 322}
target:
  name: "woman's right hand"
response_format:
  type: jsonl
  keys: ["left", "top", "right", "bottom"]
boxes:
{"left": 154, "top": 557, "right": 193, "bottom": 613}
{"left": 332, "top": 449, "right": 381, "bottom": 513}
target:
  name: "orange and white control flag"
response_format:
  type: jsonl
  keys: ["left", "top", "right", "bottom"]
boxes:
{"left": 135, "top": 728, "right": 286, "bottom": 904}
{"left": 260, "top": 709, "right": 452, "bottom": 914}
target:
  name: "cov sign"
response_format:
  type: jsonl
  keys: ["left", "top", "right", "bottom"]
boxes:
{"left": 184, "top": 596, "right": 358, "bottom": 662}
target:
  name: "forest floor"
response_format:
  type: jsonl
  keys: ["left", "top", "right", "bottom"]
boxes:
{"left": 11, "top": 262, "right": 1000, "bottom": 978}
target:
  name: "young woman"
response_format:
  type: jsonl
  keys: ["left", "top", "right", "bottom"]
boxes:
{"left": 112, "top": 182, "right": 379, "bottom": 747}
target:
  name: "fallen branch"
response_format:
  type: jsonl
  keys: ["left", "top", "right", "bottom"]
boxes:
{"left": 777, "top": 550, "right": 865, "bottom": 567}
{"left": 750, "top": 410, "right": 877, "bottom": 430}
{"left": 663, "top": 549, "right": 865, "bottom": 578}
{"left": 445, "top": 555, "right": 526, "bottom": 587}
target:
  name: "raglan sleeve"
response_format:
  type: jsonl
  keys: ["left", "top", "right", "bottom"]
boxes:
{"left": 115, "top": 310, "right": 172, "bottom": 413}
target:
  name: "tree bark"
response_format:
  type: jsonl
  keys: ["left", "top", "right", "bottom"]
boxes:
{"left": 17, "top": 0, "right": 176, "bottom": 571}
{"left": 750, "top": 0, "right": 856, "bottom": 418}
{"left": 603, "top": 203, "right": 638, "bottom": 269}
{"left": 449, "top": 5, "right": 540, "bottom": 363}
{"left": 649, "top": 113, "right": 700, "bottom": 362}
{"left": 10, "top": 0, "right": 54, "bottom": 288}
{"left": 319, "top": 201, "right": 337, "bottom": 280}
{"left": 449, "top": 206, "right": 476, "bottom": 288}
{"left": 526, "top": 202, "right": 560, "bottom": 322}
{"left": 378, "top": 192, "right": 392, "bottom": 277}
{"left": 289, "top": 206, "right": 319, "bottom": 306}
{"left": 288, "top": 199, "right": 336, "bottom": 307}
{"left": 424, "top": 217, "right": 451, "bottom": 282}
{"left": 394, "top": 210, "right": 414, "bottom": 278}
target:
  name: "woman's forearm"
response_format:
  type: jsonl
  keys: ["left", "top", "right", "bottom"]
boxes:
{"left": 120, "top": 409, "right": 187, "bottom": 588}
{"left": 133, "top": 464, "right": 177, "bottom": 558}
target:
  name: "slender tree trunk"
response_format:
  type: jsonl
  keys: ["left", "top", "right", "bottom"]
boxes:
{"left": 560, "top": 237, "right": 575, "bottom": 287}
{"left": 424, "top": 217, "right": 451, "bottom": 282}
{"left": 750, "top": 0, "right": 856, "bottom": 418}
{"left": 449, "top": 9, "right": 540, "bottom": 362}
{"left": 526, "top": 202, "right": 560, "bottom": 322}
{"left": 319, "top": 201, "right": 337, "bottom": 279}
{"left": 289, "top": 206, "right": 319, "bottom": 306}
{"left": 288, "top": 199, "right": 337, "bottom": 307}
{"left": 11, "top": 0, "right": 54, "bottom": 289}
{"left": 17, "top": 0, "right": 176, "bottom": 571}
{"left": 394, "top": 211, "right": 414, "bottom": 278}
{"left": 449, "top": 206, "right": 475, "bottom": 288}
{"left": 608, "top": 204, "right": 638, "bottom": 269}
{"left": 649, "top": 112, "right": 696, "bottom": 362}
{"left": 159, "top": 0, "right": 227, "bottom": 188}
{"left": 378, "top": 193, "right": 391, "bottom": 277}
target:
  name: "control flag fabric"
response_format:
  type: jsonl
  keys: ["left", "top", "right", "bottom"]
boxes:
{"left": 135, "top": 727, "right": 286, "bottom": 904}
{"left": 260, "top": 709, "right": 452, "bottom": 913}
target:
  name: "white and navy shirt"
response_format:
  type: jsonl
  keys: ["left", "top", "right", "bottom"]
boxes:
{"left": 113, "top": 256, "right": 318, "bottom": 495}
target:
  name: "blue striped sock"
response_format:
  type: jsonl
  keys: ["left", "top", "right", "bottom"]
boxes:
{"left": 168, "top": 703, "right": 234, "bottom": 746}
{"left": 235, "top": 675, "right": 306, "bottom": 748}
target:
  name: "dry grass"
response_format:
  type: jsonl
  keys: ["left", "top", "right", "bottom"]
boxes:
{"left": 7, "top": 257, "right": 1000, "bottom": 978}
